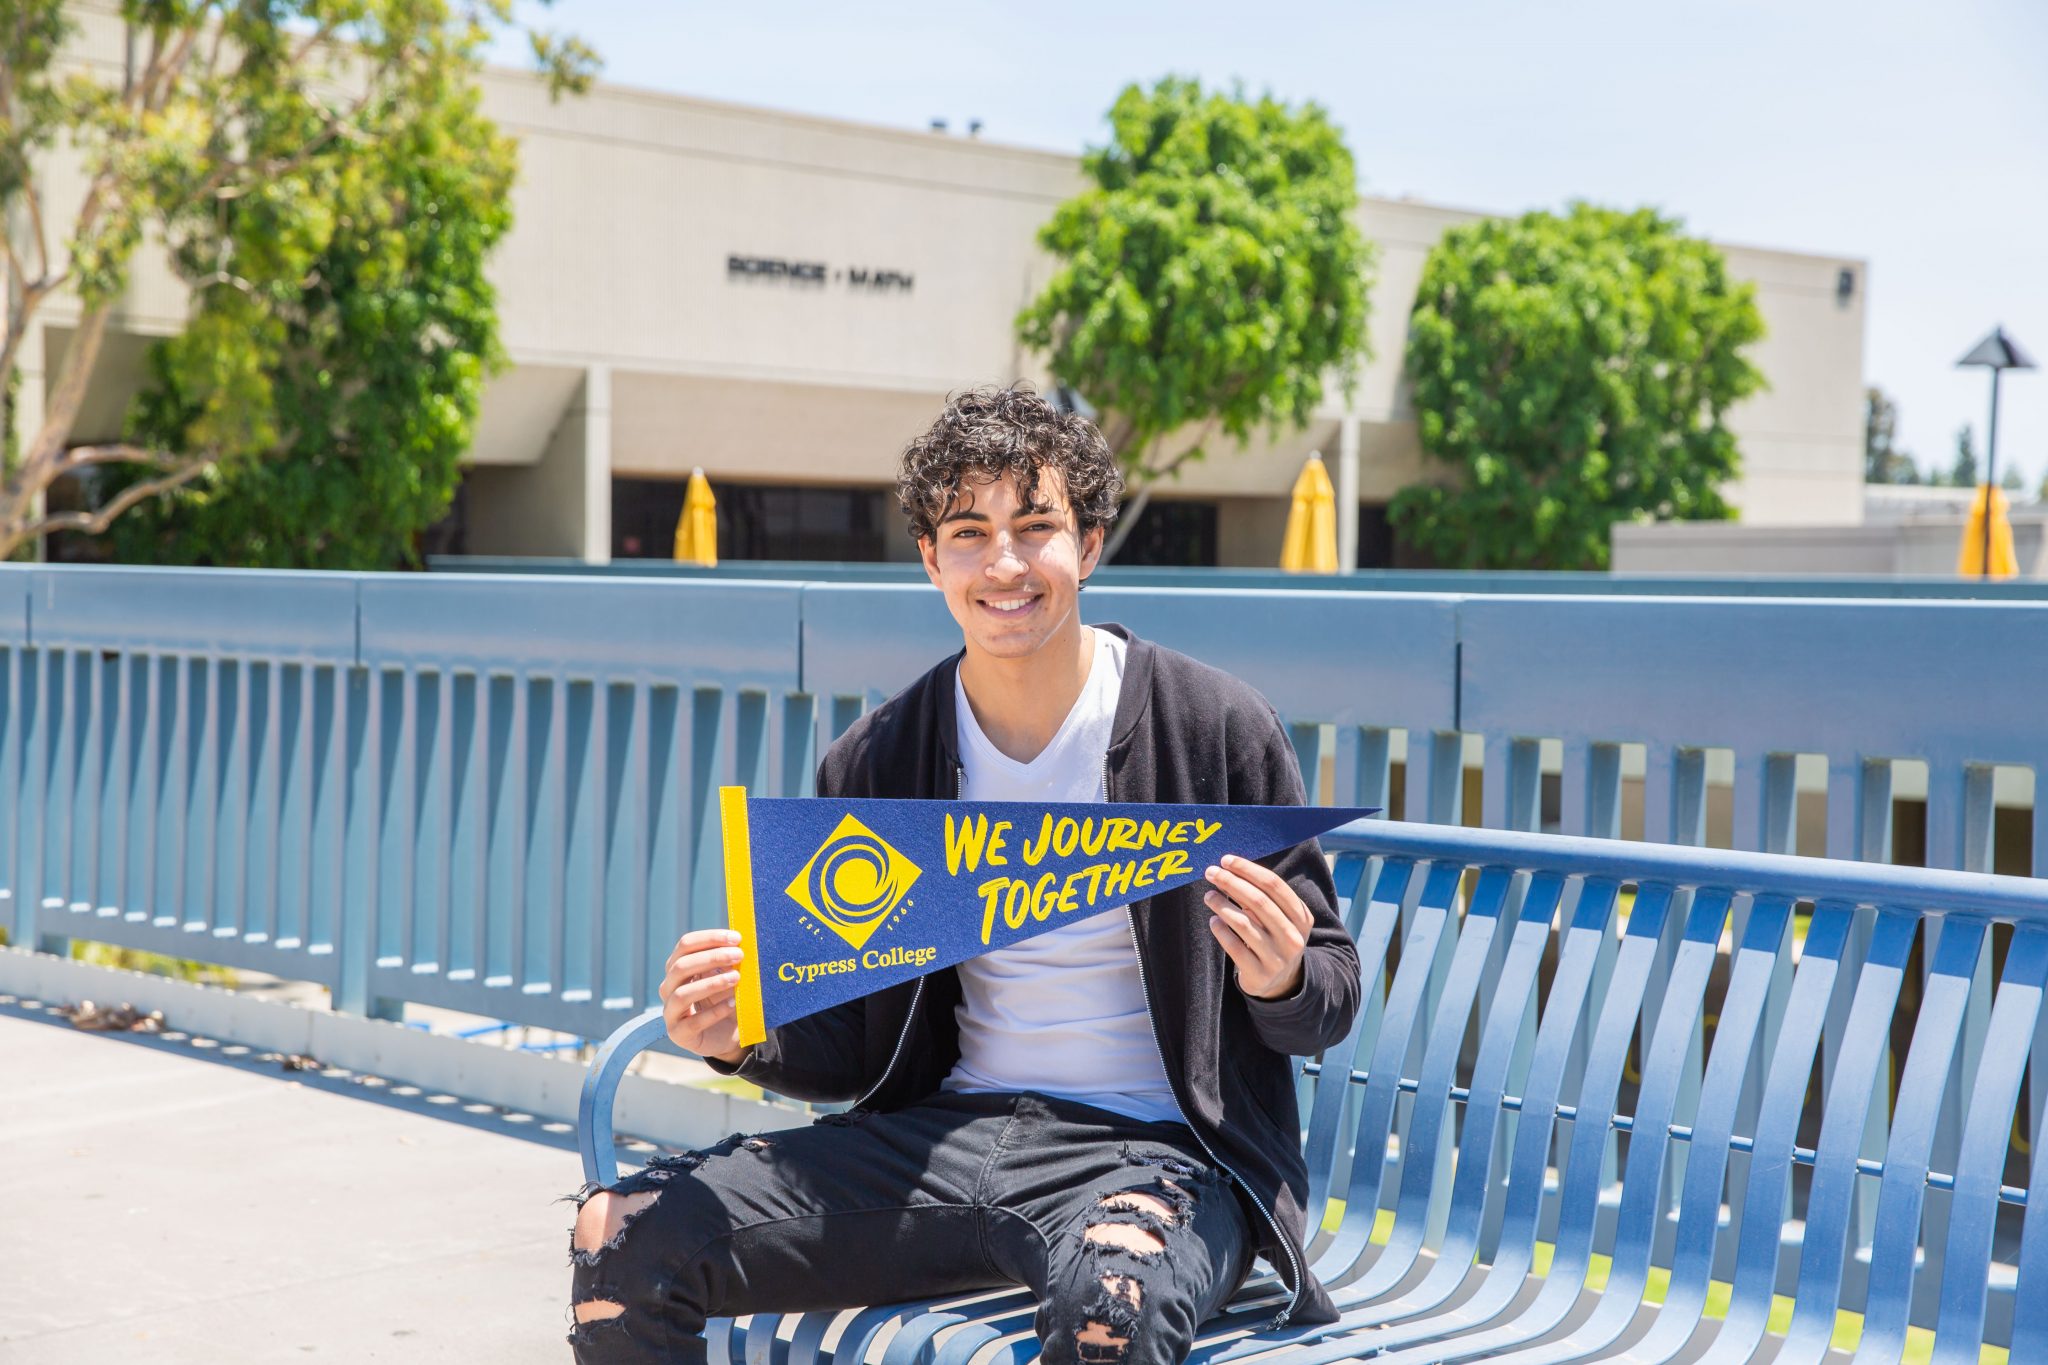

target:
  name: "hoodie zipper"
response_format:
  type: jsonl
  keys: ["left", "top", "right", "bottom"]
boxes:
{"left": 1110, "top": 754, "right": 1304, "bottom": 1330}
{"left": 847, "top": 764, "right": 960, "bottom": 1111}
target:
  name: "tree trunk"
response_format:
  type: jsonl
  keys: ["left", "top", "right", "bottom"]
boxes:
{"left": 0, "top": 301, "right": 111, "bottom": 558}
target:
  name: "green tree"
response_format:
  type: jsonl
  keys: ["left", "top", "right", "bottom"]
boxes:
{"left": 1948, "top": 424, "right": 1979, "bottom": 488}
{"left": 1017, "top": 76, "right": 1374, "bottom": 559}
{"left": 105, "top": 71, "right": 513, "bottom": 568}
{"left": 0, "top": 0, "right": 594, "bottom": 561}
{"left": 1864, "top": 385, "right": 1919, "bottom": 484}
{"left": 1391, "top": 203, "right": 1766, "bottom": 571}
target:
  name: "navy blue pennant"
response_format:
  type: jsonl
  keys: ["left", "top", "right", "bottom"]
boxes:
{"left": 721, "top": 788, "right": 1375, "bottom": 1043}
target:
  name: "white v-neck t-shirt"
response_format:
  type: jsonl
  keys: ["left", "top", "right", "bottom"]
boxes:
{"left": 941, "top": 628, "right": 1183, "bottom": 1124}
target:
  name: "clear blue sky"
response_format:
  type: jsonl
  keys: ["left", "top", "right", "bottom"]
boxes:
{"left": 498, "top": 0, "right": 2048, "bottom": 492}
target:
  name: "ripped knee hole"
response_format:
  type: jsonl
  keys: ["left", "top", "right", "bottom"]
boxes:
{"left": 1076, "top": 1320, "right": 1130, "bottom": 1362}
{"left": 1095, "top": 1188, "right": 1179, "bottom": 1223}
{"left": 1084, "top": 1221, "right": 1166, "bottom": 1255}
{"left": 1082, "top": 1176, "right": 1193, "bottom": 1258}
{"left": 573, "top": 1299, "right": 625, "bottom": 1324}
{"left": 1098, "top": 1273, "right": 1142, "bottom": 1309}
{"left": 573, "top": 1187, "right": 661, "bottom": 1258}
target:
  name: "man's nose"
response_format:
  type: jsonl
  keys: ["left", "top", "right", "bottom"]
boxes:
{"left": 983, "top": 533, "right": 1028, "bottom": 579}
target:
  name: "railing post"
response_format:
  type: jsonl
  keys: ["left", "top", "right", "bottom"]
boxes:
{"left": 1826, "top": 755, "right": 1895, "bottom": 1257}
{"left": 338, "top": 664, "right": 399, "bottom": 1021}
{"left": 1289, "top": 721, "right": 1322, "bottom": 801}
{"left": 1414, "top": 730, "right": 1464, "bottom": 828}
{"left": 642, "top": 684, "right": 683, "bottom": 1004}
{"left": 686, "top": 687, "right": 727, "bottom": 936}
{"left": 599, "top": 680, "right": 644, "bottom": 1012}
{"left": 1583, "top": 741, "right": 1624, "bottom": 841}
{"left": 525, "top": 674, "right": 565, "bottom": 1010}
{"left": 560, "top": 676, "right": 600, "bottom": 1006}
{"left": 780, "top": 693, "right": 818, "bottom": 799}
{"left": 20, "top": 647, "right": 55, "bottom": 955}
{"left": 1650, "top": 746, "right": 1710, "bottom": 1260}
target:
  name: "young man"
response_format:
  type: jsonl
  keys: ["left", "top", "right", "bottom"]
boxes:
{"left": 567, "top": 386, "right": 1360, "bottom": 1365}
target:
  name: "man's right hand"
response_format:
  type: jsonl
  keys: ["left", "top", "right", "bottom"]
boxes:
{"left": 660, "top": 929, "right": 749, "bottom": 1065}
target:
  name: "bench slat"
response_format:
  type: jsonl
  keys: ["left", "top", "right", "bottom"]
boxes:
{"left": 1672, "top": 901, "right": 1855, "bottom": 1364}
{"left": 1300, "top": 854, "right": 1406, "bottom": 1236}
{"left": 1932, "top": 924, "right": 2048, "bottom": 1360}
{"left": 1780, "top": 907, "right": 1916, "bottom": 1361}
{"left": 1859, "top": 916, "right": 1989, "bottom": 1361}
{"left": 1350, "top": 864, "right": 1523, "bottom": 1301}
{"left": 1362, "top": 870, "right": 1568, "bottom": 1325}
{"left": 1307, "top": 860, "right": 1464, "bottom": 1281}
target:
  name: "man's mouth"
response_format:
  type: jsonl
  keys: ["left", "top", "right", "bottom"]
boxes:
{"left": 978, "top": 593, "right": 1041, "bottom": 616}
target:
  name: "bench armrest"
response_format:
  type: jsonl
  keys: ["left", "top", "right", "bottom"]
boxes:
{"left": 578, "top": 1006, "right": 673, "bottom": 1187}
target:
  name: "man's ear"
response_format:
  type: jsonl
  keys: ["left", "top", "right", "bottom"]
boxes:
{"left": 918, "top": 534, "right": 943, "bottom": 589}
{"left": 1077, "top": 523, "right": 1105, "bottom": 583}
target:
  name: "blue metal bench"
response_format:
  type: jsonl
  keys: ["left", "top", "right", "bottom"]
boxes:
{"left": 579, "top": 820, "right": 2048, "bottom": 1363}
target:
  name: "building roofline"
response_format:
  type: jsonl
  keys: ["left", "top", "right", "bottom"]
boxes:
{"left": 486, "top": 61, "right": 1865, "bottom": 270}
{"left": 478, "top": 59, "right": 1083, "bottom": 168}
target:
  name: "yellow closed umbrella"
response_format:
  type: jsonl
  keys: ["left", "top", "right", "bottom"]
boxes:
{"left": 1957, "top": 483, "right": 2018, "bottom": 579}
{"left": 1280, "top": 452, "right": 1340, "bottom": 574}
{"left": 674, "top": 467, "right": 718, "bottom": 567}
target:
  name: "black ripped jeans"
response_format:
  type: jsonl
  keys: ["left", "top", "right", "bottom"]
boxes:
{"left": 565, "top": 1090, "right": 1255, "bottom": 1365}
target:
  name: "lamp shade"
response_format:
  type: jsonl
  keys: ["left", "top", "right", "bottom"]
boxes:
{"left": 1957, "top": 327, "right": 2037, "bottom": 372}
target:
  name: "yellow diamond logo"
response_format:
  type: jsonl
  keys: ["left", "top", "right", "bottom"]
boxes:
{"left": 786, "top": 814, "right": 923, "bottom": 950}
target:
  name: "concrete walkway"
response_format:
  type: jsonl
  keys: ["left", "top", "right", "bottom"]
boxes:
{"left": 1, "top": 997, "right": 588, "bottom": 1364}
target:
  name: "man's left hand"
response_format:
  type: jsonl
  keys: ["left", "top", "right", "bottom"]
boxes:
{"left": 1204, "top": 854, "right": 1312, "bottom": 1000}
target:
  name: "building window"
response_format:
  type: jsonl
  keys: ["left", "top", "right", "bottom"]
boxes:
{"left": 1112, "top": 498, "right": 1217, "bottom": 567}
{"left": 1356, "top": 503, "right": 1394, "bottom": 569}
{"left": 611, "top": 478, "right": 894, "bottom": 562}
{"left": 418, "top": 476, "right": 469, "bottom": 560}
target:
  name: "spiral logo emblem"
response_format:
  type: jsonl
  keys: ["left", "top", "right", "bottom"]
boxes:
{"left": 785, "top": 814, "right": 923, "bottom": 950}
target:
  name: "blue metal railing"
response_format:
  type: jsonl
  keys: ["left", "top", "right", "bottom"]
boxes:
{"left": 3, "top": 566, "right": 806, "bottom": 1037}
{"left": 431, "top": 555, "right": 2048, "bottom": 601}
{"left": 9, "top": 565, "right": 2044, "bottom": 1020}
{"left": 12, "top": 563, "right": 2045, "bottom": 1344}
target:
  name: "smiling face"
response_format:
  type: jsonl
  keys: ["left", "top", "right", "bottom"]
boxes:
{"left": 919, "top": 468, "right": 1104, "bottom": 666}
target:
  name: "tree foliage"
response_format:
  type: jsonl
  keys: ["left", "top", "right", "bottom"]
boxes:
{"left": 1017, "top": 76, "right": 1374, "bottom": 558}
{"left": 1864, "top": 385, "right": 1920, "bottom": 484}
{"left": 105, "top": 67, "right": 513, "bottom": 568}
{"left": 1947, "top": 424, "right": 1979, "bottom": 489}
{"left": 1391, "top": 203, "right": 1766, "bottom": 571}
{"left": 0, "top": 0, "right": 594, "bottom": 561}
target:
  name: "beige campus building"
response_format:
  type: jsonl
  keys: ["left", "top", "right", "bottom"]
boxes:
{"left": 22, "top": 7, "right": 1869, "bottom": 566}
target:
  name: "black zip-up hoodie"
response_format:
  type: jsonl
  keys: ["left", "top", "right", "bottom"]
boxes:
{"left": 719, "top": 624, "right": 1360, "bottom": 1324}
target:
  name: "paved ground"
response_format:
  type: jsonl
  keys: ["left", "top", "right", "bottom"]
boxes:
{"left": 1, "top": 998, "right": 589, "bottom": 1364}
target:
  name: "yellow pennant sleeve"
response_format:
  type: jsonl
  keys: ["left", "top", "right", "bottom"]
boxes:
{"left": 720, "top": 786, "right": 768, "bottom": 1047}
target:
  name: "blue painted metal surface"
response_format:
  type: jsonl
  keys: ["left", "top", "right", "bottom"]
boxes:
{"left": 2, "top": 567, "right": 806, "bottom": 1042}
{"left": 576, "top": 822, "right": 2048, "bottom": 1362}
{"left": 348, "top": 575, "right": 804, "bottom": 1031}
{"left": 9, "top": 563, "right": 2048, "bottom": 1353}
{"left": 5, "top": 569, "right": 358, "bottom": 974}
{"left": 800, "top": 584, "right": 1461, "bottom": 794}
{"left": 431, "top": 555, "right": 2048, "bottom": 602}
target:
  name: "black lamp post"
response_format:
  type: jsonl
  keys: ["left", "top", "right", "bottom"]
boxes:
{"left": 1956, "top": 327, "right": 2037, "bottom": 578}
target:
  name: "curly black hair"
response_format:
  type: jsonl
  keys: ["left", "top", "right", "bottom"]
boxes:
{"left": 897, "top": 384, "right": 1123, "bottom": 543}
